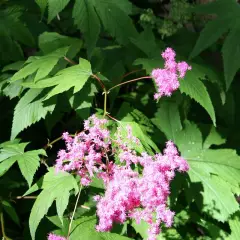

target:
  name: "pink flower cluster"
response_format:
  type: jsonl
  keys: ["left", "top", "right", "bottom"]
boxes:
{"left": 95, "top": 141, "right": 189, "bottom": 240}
{"left": 48, "top": 233, "right": 66, "bottom": 240}
{"left": 55, "top": 115, "right": 189, "bottom": 240}
{"left": 151, "top": 47, "right": 191, "bottom": 99}
{"left": 55, "top": 115, "right": 111, "bottom": 186}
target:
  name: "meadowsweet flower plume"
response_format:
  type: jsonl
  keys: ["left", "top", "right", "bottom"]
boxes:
{"left": 55, "top": 114, "right": 189, "bottom": 240}
{"left": 151, "top": 47, "right": 191, "bottom": 99}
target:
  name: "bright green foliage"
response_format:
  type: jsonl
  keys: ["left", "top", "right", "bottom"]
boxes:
{"left": 190, "top": 0, "right": 240, "bottom": 89}
{"left": 175, "top": 122, "right": 240, "bottom": 221}
{"left": 154, "top": 105, "right": 240, "bottom": 221}
{"left": 119, "top": 121, "right": 159, "bottom": 154}
{"left": 227, "top": 212, "right": 240, "bottom": 240}
{"left": 11, "top": 89, "right": 56, "bottom": 140}
{"left": 0, "top": 141, "right": 46, "bottom": 186}
{"left": 132, "top": 220, "right": 181, "bottom": 240}
{"left": 51, "top": 214, "right": 132, "bottom": 240}
{"left": 29, "top": 168, "right": 79, "bottom": 240}
{"left": 11, "top": 47, "right": 69, "bottom": 82}
{"left": 203, "top": 126, "right": 226, "bottom": 149}
{"left": 22, "top": 58, "right": 92, "bottom": 100}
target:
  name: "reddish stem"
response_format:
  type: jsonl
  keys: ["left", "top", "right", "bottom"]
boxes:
{"left": 106, "top": 114, "right": 119, "bottom": 122}
{"left": 64, "top": 56, "right": 77, "bottom": 65}
{"left": 121, "top": 69, "right": 144, "bottom": 79}
{"left": 108, "top": 76, "right": 152, "bottom": 92}
{"left": 91, "top": 74, "right": 106, "bottom": 92}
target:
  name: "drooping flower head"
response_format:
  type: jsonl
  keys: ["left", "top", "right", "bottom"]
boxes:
{"left": 151, "top": 47, "right": 191, "bottom": 99}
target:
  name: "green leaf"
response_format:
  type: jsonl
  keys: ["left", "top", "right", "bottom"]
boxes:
{"left": 0, "top": 141, "right": 46, "bottom": 186}
{"left": 227, "top": 212, "right": 240, "bottom": 240}
{"left": 93, "top": 0, "right": 137, "bottom": 45}
{"left": 222, "top": 24, "right": 240, "bottom": 89}
{"left": 2, "top": 200, "right": 20, "bottom": 226}
{"left": 68, "top": 81, "right": 97, "bottom": 120}
{"left": 3, "top": 80, "right": 23, "bottom": 99}
{"left": 48, "top": 0, "right": 71, "bottom": 23}
{"left": 179, "top": 72, "right": 216, "bottom": 126}
{"left": 35, "top": 0, "right": 48, "bottom": 17}
{"left": 190, "top": 0, "right": 240, "bottom": 89}
{"left": 152, "top": 102, "right": 182, "bottom": 142}
{"left": 38, "top": 32, "right": 82, "bottom": 56}
{"left": 175, "top": 122, "right": 240, "bottom": 221}
{"left": 73, "top": 0, "right": 100, "bottom": 56}
{"left": 203, "top": 126, "right": 226, "bottom": 149}
{"left": 11, "top": 47, "right": 69, "bottom": 82}
{"left": 0, "top": 6, "right": 35, "bottom": 64}
{"left": 130, "top": 28, "right": 159, "bottom": 58}
{"left": 56, "top": 191, "right": 70, "bottom": 224}
{"left": 2, "top": 61, "right": 25, "bottom": 72}
{"left": 119, "top": 121, "right": 159, "bottom": 154}
{"left": 0, "top": 158, "right": 16, "bottom": 177}
{"left": 132, "top": 220, "right": 181, "bottom": 240}
{"left": 22, "top": 58, "right": 92, "bottom": 100}
{"left": 11, "top": 89, "right": 56, "bottom": 140}
{"left": 23, "top": 176, "right": 44, "bottom": 196}
{"left": 69, "top": 215, "right": 132, "bottom": 240}
{"left": 29, "top": 168, "right": 79, "bottom": 240}
{"left": 189, "top": 17, "right": 231, "bottom": 59}
{"left": 73, "top": 0, "right": 137, "bottom": 55}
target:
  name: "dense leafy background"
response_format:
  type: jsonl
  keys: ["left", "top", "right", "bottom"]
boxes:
{"left": 0, "top": 0, "right": 240, "bottom": 239}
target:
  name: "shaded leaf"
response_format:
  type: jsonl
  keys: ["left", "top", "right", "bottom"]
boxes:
{"left": 2, "top": 200, "right": 20, "bottom": 226}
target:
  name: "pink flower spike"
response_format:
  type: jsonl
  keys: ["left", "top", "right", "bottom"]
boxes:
{"left": 151, "top": 47, "right": 191, "bottom": 99}
{"left": 48, "top": 233, "right": 66, "bottom": 240}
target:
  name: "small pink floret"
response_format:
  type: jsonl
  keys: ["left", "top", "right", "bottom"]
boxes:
{"left": 47, "top": 233, "right": 66, "bottom": 240}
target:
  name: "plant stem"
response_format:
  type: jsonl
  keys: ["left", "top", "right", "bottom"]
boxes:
{"left": 121, "top": 69, "right": 144, "bottom": 79}
{"left": 106, "top": 114, "right": 120, "bottom": 122}
{"left": 108, "top": 76, "right": 152, "bottom": 92}
{"left": 67, "top": 185, "right": 83, "bottom": 240}
{"left": 15, "top": 196, "right": 37, "bottom": 200}
{"left": 91, "top": 74, "right": 106, "bottom": 92}
{"left": 103, "top": 91, "right": 107, "bottom": 117}
{"left": 44, "top": 134, "right": 76, "bottom": 150}
{"left": 91, "top": 74, "right": 108, "bottom": 117}
{"left": 0, "top": 213, "right": 12, "bottom": 240}
{"left": 64, "top": 57, "right": 77, "bottom": 65}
